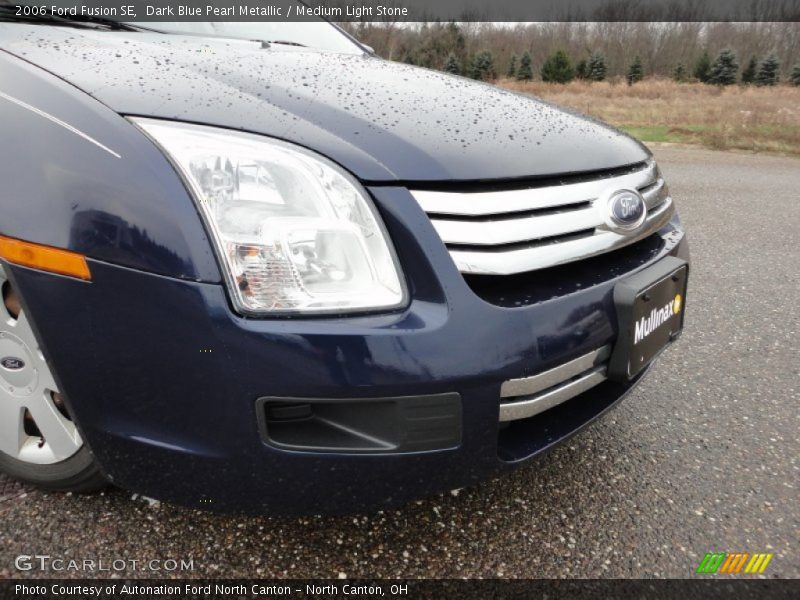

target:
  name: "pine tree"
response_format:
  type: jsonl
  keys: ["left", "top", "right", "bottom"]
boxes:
{"left": 672, "top": 62, "right": 688, "bottom": 82}
{"left": 485, "top": 51, "right": 497, "bottom": 80}
{"left": 467, "top": 55, "right": 480, "bottom": 79}
{"left": 626, "top": 55, "right": 644, "bottom": 85}
{"left": 575, "top": 59, "right": 588, "bottom": 79}
{"left": 469, "top": 50, "right": 496, "bottom": 81}
{"left": 541, "top": 50, "right": 574, "bottom": 83}
{"left": 516, "top": 51, "right": 533, "bottom": 81}
{"left": 741, "top": 56, "right": 757, "bottom": 84}
{"left": 694, "top": 50, "right": 711, "bottom": 83}
{"left": 483, "top": 51, "right": 497, "bottom": 80}
{"left": 792, "top": 63, "right": 800, "bottom": 86}
{"left": 507, "top": 54, "right": 517, "bottom": 78}
{"left": 587, "top": 51, "right": 607, "bottom": 81}
{"left": 402, "top": 52, "right": 416, "bottom": 66}
{"left": 708, "top": 48, "right": 739, "bottom": 86}
{"left": 444, "top": 52, "right": 461, "bottom": 76}
{"left": 756, "top": 53, "right": 780, "bottom": 86}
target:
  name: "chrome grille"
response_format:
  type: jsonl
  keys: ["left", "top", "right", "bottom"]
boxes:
{"left": 411, "top": 160, "right": 674, "bottom": 275}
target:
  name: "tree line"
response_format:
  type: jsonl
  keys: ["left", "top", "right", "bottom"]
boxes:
{"left": 343, "top": 22, "right": 800, "bottom": 85}
{"left": 443, "top": 46, "right": 797, "bottom": 86}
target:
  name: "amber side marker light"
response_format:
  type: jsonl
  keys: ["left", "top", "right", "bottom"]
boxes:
{"left": 0, "top": 235, "right": 91, "bottom": 281}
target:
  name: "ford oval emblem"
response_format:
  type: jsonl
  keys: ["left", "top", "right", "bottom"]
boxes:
{"left": 606, "top": 189, "right": 647, "bottom": 231}
{"left": 0, "top": 357, "right": 25, "bottom": 371}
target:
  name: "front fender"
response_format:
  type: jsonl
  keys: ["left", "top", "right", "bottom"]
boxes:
{"left": 0, "top": 51, "right": 220, "bottom": 282}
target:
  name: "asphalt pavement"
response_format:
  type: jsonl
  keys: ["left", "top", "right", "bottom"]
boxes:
{"left": 1, "top": 145, "right": 797, "bottom": 579}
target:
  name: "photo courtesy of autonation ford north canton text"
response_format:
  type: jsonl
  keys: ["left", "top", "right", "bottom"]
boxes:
{"left": 0, "top": 0, "right": 798, "bottom": 593}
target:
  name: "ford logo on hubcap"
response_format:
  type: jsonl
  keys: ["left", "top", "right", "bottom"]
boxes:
{"left": 605, "top": 189, "right": 647, "bottom": 232}
{"left": 1, "top": 357, "right": 25, "bottom": 371}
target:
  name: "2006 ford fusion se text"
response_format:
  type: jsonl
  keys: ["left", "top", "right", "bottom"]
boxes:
{"left": 0, "top": 4, "right": 688, "bottom": 514}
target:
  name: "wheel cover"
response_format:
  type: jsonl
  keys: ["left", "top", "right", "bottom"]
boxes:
{"left": 0, "top": 265, "right": 82, "bottom": 464}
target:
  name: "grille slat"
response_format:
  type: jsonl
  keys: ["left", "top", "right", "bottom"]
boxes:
{"left": 410, "top": 161, "right": 674, "bottom": 276}
{"left": 445, "top": 228, "right": 596, "bottom": 253}
{"left": 426, "top": 200, "right": 591, "bottom": 222}
{"left": 412, "top": 161, "right": 657, "bottom": 217}
{"left": 431, "top": 204, "right": 600, "bottom": 246}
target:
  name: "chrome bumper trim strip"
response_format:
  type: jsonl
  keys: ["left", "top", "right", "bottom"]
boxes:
{"left": 499, "top": 345, "right": 612, "bottom": 423}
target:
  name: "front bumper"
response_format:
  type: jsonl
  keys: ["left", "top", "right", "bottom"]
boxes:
{"left": 9, "top": 186, "right": 689, "bottom": 514}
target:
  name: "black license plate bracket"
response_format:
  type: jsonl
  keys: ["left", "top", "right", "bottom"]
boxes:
{"left": 608, "top": 256, "right": 688, "bottom": 381}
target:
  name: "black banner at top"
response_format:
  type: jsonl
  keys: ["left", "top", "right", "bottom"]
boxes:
{"left": 3, "top": 0, "right": 800, "bottom": 22}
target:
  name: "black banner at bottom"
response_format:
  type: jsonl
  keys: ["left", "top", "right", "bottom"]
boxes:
{"left": 0, "top": 579, "right": 798, "bottom": 600}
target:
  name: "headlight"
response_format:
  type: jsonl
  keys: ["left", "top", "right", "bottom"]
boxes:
{"left": 132, "top": 119, "right": 406, "bottom": 315}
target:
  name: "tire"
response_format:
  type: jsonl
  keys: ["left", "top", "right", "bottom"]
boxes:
{"left": 0, "top": 264, "right": 106, "bottom": 493}
{"left": 0, "top": 445, "right": 104, "bottom": 492}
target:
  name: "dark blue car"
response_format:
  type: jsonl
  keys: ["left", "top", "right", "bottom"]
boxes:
{"left": 0, "top": 12, "right": 689, "bottom": 513}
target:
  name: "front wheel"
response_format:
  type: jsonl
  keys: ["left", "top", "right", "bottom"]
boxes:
{"left": 0, "top": 264, "right": 105, "bottom": 492}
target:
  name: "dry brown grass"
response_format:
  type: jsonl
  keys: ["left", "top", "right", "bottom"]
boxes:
{"left": 498, "top": 78, "right": 800, "bottom": 155}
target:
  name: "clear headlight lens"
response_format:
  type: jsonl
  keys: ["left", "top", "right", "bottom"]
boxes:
{"left": 132, "top": 119, "right": 405, "bottom": 315}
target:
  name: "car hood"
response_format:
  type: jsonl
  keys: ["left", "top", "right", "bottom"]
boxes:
{"left": 0, "top": 26, "right": 650, "bottom": 182}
